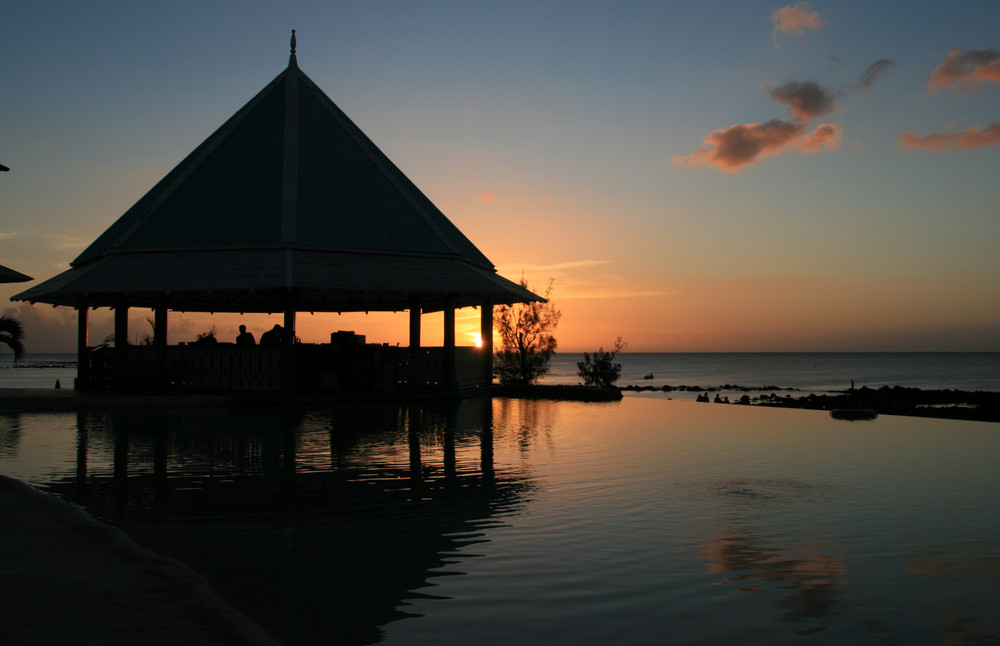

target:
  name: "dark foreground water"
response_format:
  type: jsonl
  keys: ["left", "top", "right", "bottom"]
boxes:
{"left": 2, "top": 397, "right": 999, "bottom": 645}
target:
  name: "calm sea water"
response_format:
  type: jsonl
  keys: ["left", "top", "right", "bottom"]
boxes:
{"left": 0, "top": 354, "right": 76, "bottom": 389}
{"left": 2, "top": 397, "right": 999, "bottom": 645}
{"left": 2, "top": 352, "right": 998, "bottom": 396}
{"left": 543, "top": 352, "right": 1000, "bottom": 394}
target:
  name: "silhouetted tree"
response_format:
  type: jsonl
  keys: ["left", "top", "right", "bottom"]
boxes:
{"left": 194, "top": 326, "right": 218, "bottom": 345}
{"left": 577, "top": 337, "right": 626, "bottom": 388}
{"left": 494, "top": 278, "right": 561, "bottom": 384}
{"left": 0, "top": 315, "right": 25, "bottom": 362}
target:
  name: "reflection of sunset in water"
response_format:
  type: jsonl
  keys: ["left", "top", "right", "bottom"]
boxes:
{"left": 700, "top": 529, "right": 846, "bottom": 625}
{"left": 695, "top": 477, "right": 848, "bottom": 629}
{"left": 907, "top": 546, "right": 1000, "bottom": 580}
{"left": 703, "top": 533, "right": 844, "bottom": 586}
{"left": 906, "top": 545, "right": 1000, "bottom": 645}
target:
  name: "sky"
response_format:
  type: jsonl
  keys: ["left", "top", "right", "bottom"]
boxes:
{"left": 2, "top": 1, "right": 999, "bottom": 353}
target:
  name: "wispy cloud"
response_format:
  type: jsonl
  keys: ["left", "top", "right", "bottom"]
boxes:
{"left": 854, "top": 59, "right": 896, "bottom": 91}
{"left": 895, "top": 50, "right": 1000, "bottom": 152}
{"left": 0, "top": 231, "right": 18, "bottom": 239}
{"left": 765, "top": 59, "right": 892, "bottom": 123}
{"left": 48, "top": 235, "right": 88, "bottom": 251}
{"left": 559, "top": 287, "right": 674, "bottom": 300}
{"left": 769, "top": 81, "right": 838, "bottom": 121}
{"left": 500, "top": 260, "right": 612, "bottom": 274}
{"left": 479, "top": 192, "right": 498, "bottom": 202}
{"left": 928, "top": 47, "right": 1000, "bottom": 93}
{"left": 673, "top": 120, "right": 842, "bottom": 173}
{"left": 897, "top": 122, "right": 1000, "bottom": 151}
{"left": 494, "top": 260, "right": 671, "bottom": 300}
{"left": 771, "top": 1, "right": 823, "bottom": 46}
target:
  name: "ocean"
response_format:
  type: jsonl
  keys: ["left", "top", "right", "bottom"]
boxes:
{"left": 546, "top": 352, "right": 1000, "bottom": 395}
{"left": 0, "top": 353, "right": 77, "bottom": 390}
{"left": 2, "top": 352, "right": 998, "bottom": 395}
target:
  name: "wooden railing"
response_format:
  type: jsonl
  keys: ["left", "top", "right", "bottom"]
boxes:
{"left": 455, "top": 347, "right": 487, "bottom": 389}
{"left": 394, "top": 347, "right": 488, "bottom": 390}
{"left": 87, "top": 344, "right": 490, "bottom": 394}
{"left": 168, "top": 346, "right": 281, "bottom": 390}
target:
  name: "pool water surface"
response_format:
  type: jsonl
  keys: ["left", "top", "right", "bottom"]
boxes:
{"left": 1, "top": 396, "right": 998, "bottom": 645}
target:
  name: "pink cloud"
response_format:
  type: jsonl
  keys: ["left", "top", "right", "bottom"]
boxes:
{"left": 928, "top": 47, "right": 1000, "bottom": 93}
{"left": 673, "top": 120, "right": 842, "bottom": 173}
{"left": 769, "top": 81, "right": 838, "bottom": 121}
{"left": 897, "top": 122, "right": 1000, "bottom": 151}
{"left": 1, "top": 303, "right": 109, "bottom": 353}
{"left": 797, "top": 123, "right": 843, "bottom": 152}
{"left": 479, "top": 193, "right": 498, "bottom": 202}
{"left": 771, "top": 2, "right": 823, "bottom": 45}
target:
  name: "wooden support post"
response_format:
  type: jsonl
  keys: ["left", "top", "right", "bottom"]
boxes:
{"left": 114, "top": 303, "right": 129, "bottom": 349}
{"left": 443, "top": 299, "right": 456, "bottom": 391}
{"left": 281, "top": 296, "right": 296, "bottom": 391}
{"left": 76, "top": 301, "right": 90, "bottom": 389}
{"left": 154, "top": 303, "right": 168, "bottom": 348}
{"left": 409, "top": 305, "right": 421, "bottom": 348}
{"left": 480, "top": 302, "right": 493, "bottom": 386}
{"left": 114, "top": 303, "right": 128, "bottom": 389}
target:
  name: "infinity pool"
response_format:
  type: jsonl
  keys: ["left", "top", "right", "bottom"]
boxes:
{"left": 2, "top": 397, "right": 999, "bottom": 645}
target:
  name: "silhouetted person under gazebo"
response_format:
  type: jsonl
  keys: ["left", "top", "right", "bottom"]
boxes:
{"left": 260, "top": 324, "right": 283, "bottom": 345}
{"left": 236, "top": 324, "right": 256, "bottom": 345}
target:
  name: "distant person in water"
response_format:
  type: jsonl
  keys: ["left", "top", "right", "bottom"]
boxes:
{"left": 260, "top": 324, "right": 283, "bottom": 345}
{"left": 236, "top": 324, "right": 255, "bottom": 345}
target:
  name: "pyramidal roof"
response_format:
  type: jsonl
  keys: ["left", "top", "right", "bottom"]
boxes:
{"left": 15, "top": 33, "right": 539, "bottom": 312}
{"left": 75, "top": 34, "right": 491, "bottom": 268}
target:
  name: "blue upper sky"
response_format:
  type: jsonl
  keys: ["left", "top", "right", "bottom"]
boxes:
{"left": 2, "top": 1, "right": 999, "bottom": 351}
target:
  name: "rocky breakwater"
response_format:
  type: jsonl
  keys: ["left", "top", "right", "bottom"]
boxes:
{"left": 755, "top": 385, "right": 1000, "bottom": 423}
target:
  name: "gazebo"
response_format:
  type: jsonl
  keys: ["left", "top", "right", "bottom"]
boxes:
{"left": 0, "top": 264, "right": 32, "bottom": 284}
{"left": 13, "top": 33, "right": 541, "bottom": 395}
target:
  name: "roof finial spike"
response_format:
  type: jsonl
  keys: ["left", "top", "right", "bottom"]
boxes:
{"left": 288, "top": 29, "right": 298, "bottom": 68}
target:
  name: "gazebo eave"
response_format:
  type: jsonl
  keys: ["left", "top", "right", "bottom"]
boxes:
{"left": 11, "top": 247, "right": 542, "bottom": 313}
{"left": 17, "top": 290, "right": 523, "bottom": 313}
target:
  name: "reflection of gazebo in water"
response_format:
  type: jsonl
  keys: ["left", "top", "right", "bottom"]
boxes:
{"left": 40, "top": 398, "right": 524, "bottom": 645}
{"left": 13, "top": 33, "right": 540, "bottom": 395}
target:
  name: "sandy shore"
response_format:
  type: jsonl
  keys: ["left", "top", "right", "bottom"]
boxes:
{"left": 0, "top": 475, "right": 280, "bottom": 646}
